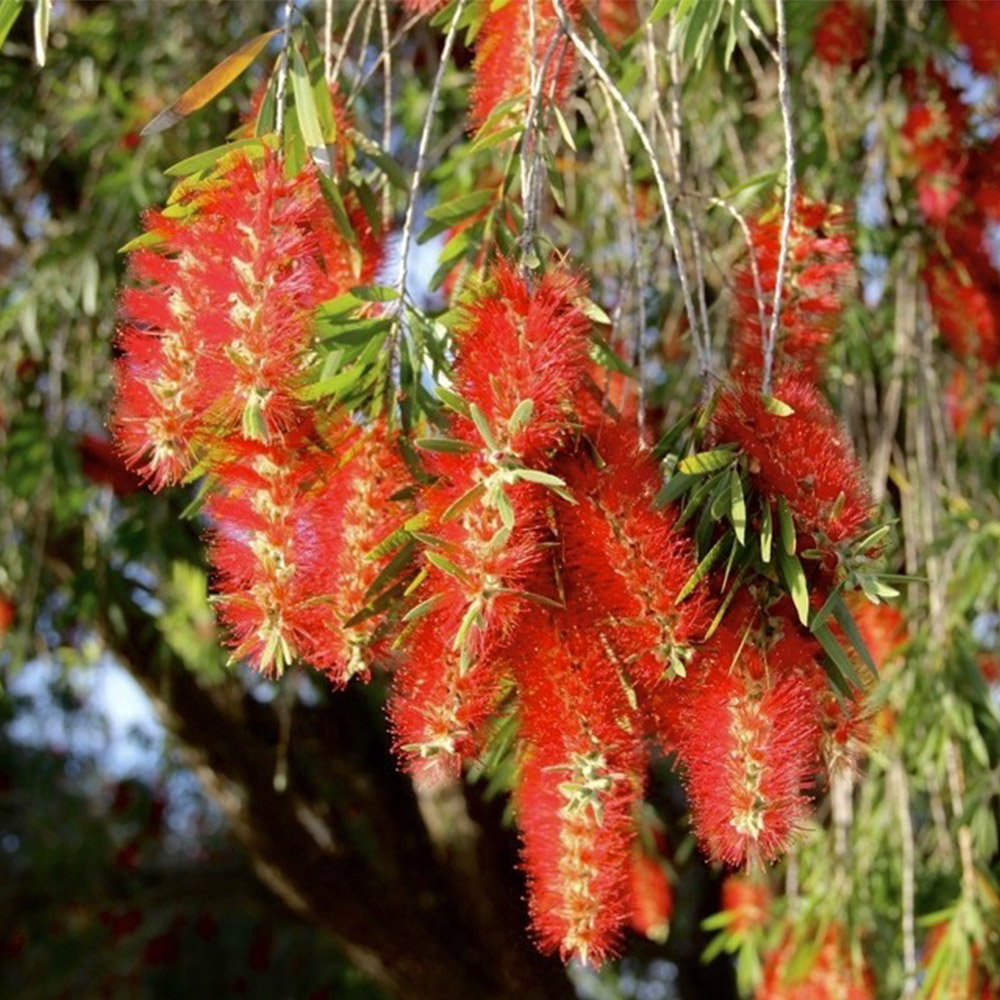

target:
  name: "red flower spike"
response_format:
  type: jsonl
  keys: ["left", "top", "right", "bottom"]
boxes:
{"left": 813, "top": 1, "right": 870, "bottom": 70}
{"left": 301, "top": 422, "right": 414, "bottom": 685}
{"left": 205, "top": 430, "right": 333, "bottom": 675}
{"left": 844, "top": 592, "right": 907, "bottom": 673}
{"left": 628, "top": 820, "right": 673, "bottom": 943}
{"left": 470, "top": 0, "right": 580, "bottom": 132}
{"left": 452, "top": 260, "right": 593, "bottom": 463}
{"left": 552, "top": 421, "right": 713, "bottom": 698}
{"left": 759, "top": 927, "right": 875, "bottom": 1000}
{"left": 595, "top": 0, "right": 640, "bottom": 49}
{"left": 514, "top": 615, "right": 644, "bottom": 966}
{"left": 389, "top": 604, "right": 509, "bottom": 787}
{"left": 711, "top": 372, "right": 872, "bottom": 545}
{"left": 946, "top": 0, "right": 1000, "bottom": 78}
{"left": 730, "top": 198, "right": 854, "bottom": 383}
{"left": 112, "top": 152, "right": 380, "bottom": 489}
{"left": 721, "top": 875, "right": 771, "bottom": 932}
{"left": 674, "top": 596, "right": 822, "bottom": 866}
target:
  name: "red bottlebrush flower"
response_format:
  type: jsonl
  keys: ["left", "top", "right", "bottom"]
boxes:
{"left": 628, "top": 821, "right": 673, "bottom": 943}
{"left": 0, "top": 598, "right": 14, "bottom": 637}
{"left": 844, "top": 592, "right": 907, "bottom": 672}
{"left": 945, "top": 368, "right": 998, "bottom": 438}
{"left": 206, "top": 429, "right": 336, "bottom": 675}
{"left": 901, "top": 70, "right": 969, "bottom": 225}
{"left": 595, "top": 0, "right": 640, "bottom": 48}
{"left": 552, "top": 421, "right": 712, "bottom": 700}
{"left": 402, "top": 0, "right": 443, "bottom": 13}
{"left": 759, "top": 928, "right": 874, "bottom": 1000}
{"left": 711, "top": 372, "right": 871, "bottom": 545}
{"left": 674, "top": 593, "right": 822, "bottom": 866}
{"left": 112, "top": 152, "right": 380, "bottom": 489}
{"left": 730, "top": 198, "right": 854, "bottom": 383}
{"left": 946, "top": 0, "right": 1000, "bottom": 77}
{"left": 452, "top": 260, "right": 593, "bottom": 462}
{"left": 721, "top": 875, "right": 771, "bottom": 932}
{"left": 922, "top": 227, "right": 1000, "bottom": 365}
{"left": 389, "top": 603, "right": 509, "bottom": 787}
{"left": 470, "top": 0, "right": 579, "bottom": 131}
{"left": 514, "top": 614, "right": 644, "bottom": 966}
{"left": 813, "top": 1, "right": 870, "bottom": 69}
{"left": 300, "top": 422, "right": 414, "bottom": 685}
{"left": 77, "top": 433, "right": 143, "bottom": 495}
{"left": 979, "top": 653, "right": 1000, "bottom": 684}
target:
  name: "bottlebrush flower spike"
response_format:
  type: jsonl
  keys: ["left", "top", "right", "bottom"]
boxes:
{"left": 674, "top": 593, "right": 822, "bottom": 866}
{"left": 553, "top": 421, "right": 712, "bottom": 696}
{"left": 389, "top": 604, "right": 510, "bottom": 787}
{"left": 721, "top": 875, "right": 771, "bottom": 932}
{"left": 301, "top": 421, "right": 414, "bottom": 685}
{"left": 628, "top": 818, "right": 673, "bottom": 943}
{"left": 391, "top": 451, "right": 548, "bottom": 784}
{"left": 946, "top": 0, "right": 1000, "bottom": 78}
{"left": 452, "top": 259, "right": 593, "bottom": 462}
{"left": 470, "top": 0, "right": 579, "bottom": 131}
{"left": 711, "top": 372, "right": 872, "bottom": 545}
{"left": 812, "top": 1, "right": 870, "bottom": 70}
{"left": 205, "top": 428, "right": 333, "bottom": 675}
{"left": 921, "top": 223, "right": 1000, "bottom": 366}
{"left": 594, "top": 0, "right": 640, "bottom": 49}
{"left": 759, "top": 927, "right": 875, "bottom": 1000}
{"left": 113, "top": 151, "right": 380, "bottom": 488}
{"left": 514, "top": 614, "right": 644, "bottom": 966}
{"left": 730, "top": 198, "right": 854, "bottom": 383}
{"left": 900, "top": 68, "right": 968, "bottom": 225}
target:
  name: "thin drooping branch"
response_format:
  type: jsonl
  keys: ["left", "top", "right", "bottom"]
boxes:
{"left": 377, "top": 0, "right": 393, "bottom": 225}
{"left": 323, "top": 0, "right": 334, "bottom": 83}
{"left": 890, "top": 755, "right": 918, "bottom": 998}
{"left": 394, "top": 0, "right": 468, "bottom": 302}
{"left": 331, "top": 0, "right": 367, "bottom": 86}
{"left": 519, "top": 30, "right": 564, "bottom": 265}
{"left": 274, "top": 0, "right": 296, "bottom": 137}
{"left": 551, "top": 0, "right": 711, "bottom": 382}
{"left": 760, "top": 0, "right": 796, "bottom": 397}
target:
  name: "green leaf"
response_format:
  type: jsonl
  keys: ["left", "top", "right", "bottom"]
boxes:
{"left": 589, "top": 334, "right": 633, "bottom": 375}
{"left": 777, "top": 546, "right": 809, "bottom": 626}
{"left": 425, "top": 550, "right": 472, "bottom": 583}
{"left": 507, "top": 398, "right": 534, "bottom": 434}
{"left": 291, "top": 46, "right": 327, "bottom": 164}
{"left": 414, "top": 436, "right": 477, "bottom": 454}
{"left": 677, "top": 533, "right": 732, "bottom": 603}
{"left": 441, "top": 481, "right": 487, "bottom": 522}
{"left": 424, "top": 188, "right": 494, "bottom": 224}
{"left": 164, "top": 136, "right": 275, "bottom": 176}
{"left": 760, "top": 498, "right": 773, "bottom": 563}
{"left": 729, "top": 469, "right": 746, "bottom": 545}
{"left": 831, "top": 595, "right": 879, "bottom": 680}
{"left": 469, "top": 123, "right": 522, "bottom": 155}
{"left": 679, "top": 448, "right": 735, "bottom": 475}
{"left": 353, "top": 130, "right": 409, "bottom": 189}
{"left": 349, "top": 284, "right": 400, "bottom": 302}
{"left": 777, "top": 496, "right": 796, "bottom": 555}
{"left": 436, "top": 386, "right": 471, "bottom": 417}
{"left": 0, "top": 0, "right": 24, "bottom": 52}
{"left": 657, "top": 471, "right": 699, "bottom": 507}
{"left": 469, "top": 403, "right": 499, "bottom": 451}
{"left": 402, "top": 593, "right": 444, "bottom": 623}
{"left": 580, "top": 298, "right": 613, "bottom": 327}
{"left": 763, "top": 394, "right": 794, "bottom": 416}
{"left": 813, "top": 622, "right": 863, "bottom": 696}
{"left": 810, "top": 581, "right": 843, "bottom": 632}
{"left": 552, "top": 104, "right": 577, "bottom": 151}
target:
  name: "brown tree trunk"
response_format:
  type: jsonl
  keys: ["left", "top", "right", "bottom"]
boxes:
{"left": 100, "top": 591, "right": 575, "bottom": 1000}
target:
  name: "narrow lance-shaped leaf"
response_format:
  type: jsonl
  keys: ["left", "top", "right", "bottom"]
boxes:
{"left": 142, "top": 28, "right": 281, "bottom": 136}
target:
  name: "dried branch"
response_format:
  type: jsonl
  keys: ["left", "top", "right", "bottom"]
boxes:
{"left": 393, "top": 0, "right": 468, "bottom": 302}
{"left": 551, "top": 0, "right": 711, "bottom": 382}
{"left": 760, "top": 0, "right": 796, "bottom": 398}
{"left": 274, "top": 0, "right": 297, "bottom": 137}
